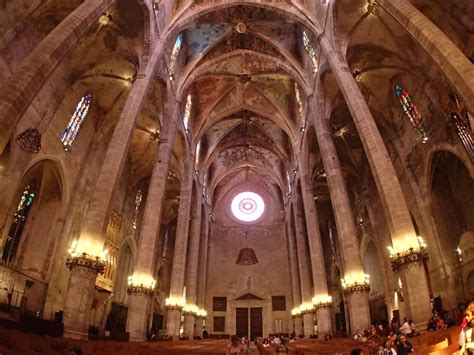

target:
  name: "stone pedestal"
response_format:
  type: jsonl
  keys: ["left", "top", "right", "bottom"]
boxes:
{"left": 166, "top": 309, "right": 182, "bottom": 338}
{"left": 126, "top": 293, "right": 151, "bottom": 341}
{"left": 316, "top": 307, "right": 331, "bottom": 336}
{"left": 346, "top": 291, "right": 370, "bottom": 333}
{"left": 63, "top": 266, "right": 98, "bottom": 339}
{"left": 294, "top": 316, "right": 303, "bottom": 337}
{"left": 183, "top": 314, "right": 195, "bottom": 339}
{"left": 195, "top": 318, "right": 204, "bottom": 338}
{"left": 303, "top": 313, "right": 314, "bottom": 337}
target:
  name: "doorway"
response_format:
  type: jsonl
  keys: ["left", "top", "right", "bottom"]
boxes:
{"left": 235, "top": 307, "right": 263, "bottom": 340}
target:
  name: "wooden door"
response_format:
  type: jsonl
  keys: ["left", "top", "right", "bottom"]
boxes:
{"left": 250, "top": 307, "right": 263, "bottom": 340}
{"left": 236, "top": 308, "right": 249, "bottom": 337}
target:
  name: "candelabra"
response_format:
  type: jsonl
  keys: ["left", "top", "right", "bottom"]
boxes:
{"left": 341, "top": 273, "right": 370, "bottom": 294}
{"left": 165, "top": 297, "right": 186, "bottom": 311}
{"left": 127, "top": 275, "right": 156, "bottom": 295}
{"left": 388, "top": 237, "right": 429, "bottom": 272}
{"left": 66, "top": 240, "right": 107, "bottom": 274}
{"left": 312, "top": 295, "right": 333, "bottom": 310}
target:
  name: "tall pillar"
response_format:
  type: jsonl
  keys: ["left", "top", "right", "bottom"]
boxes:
{"left": 0, "top": 0, "right": 116, "bottom": 152}
{"left": 376, "top": 0, "right": 474, "bottom": 113}
{"left": 62, "top": 42, "right": 164, "bottom": 337}
{"left": 308, "top": 98, "right": 370, "bottom": 332}
{"left": 183, "top": 194, "right": 203, "bottom": 339}
{"left": 291, "top": 201, "right": 314, "bottom": 337}
{"left": 285, "top": 214, "right": 303, "bottom": 337}
{"left": 166, "top": 159, "right": 194, "bottom": 338}
{"left": 319, "top": 38, "right": 431, "bottom": 326}
{"left": 195, "top": 209, "right": 210, "bottom": 337}
{"left": 297, "top": 176, "right": 332, "bottom": 335}
{"left": 126, "top": 116, "right": 178, "bottom": 341}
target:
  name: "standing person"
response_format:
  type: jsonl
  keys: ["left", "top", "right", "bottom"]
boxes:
{"left": 396, "top": 335, "right": 414, "bottom": 354}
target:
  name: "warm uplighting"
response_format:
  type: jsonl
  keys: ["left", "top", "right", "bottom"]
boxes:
{"left": 165, "top": 297, "right": 186, "bottom": 310}
{"left": 183, "top": 303, "right": 199, "bottom": 315}
{"left": 387, "top": 235, "right": 429, "bottom": 271}
{"left": 66, "top": 239, "right": 108, "bottom": 273}
{"left": 196, "top": 308, "right": 207, "bottom": 318}
{"left": 312, "top": 294, "right": 333, "bottom": 309}
{"left": 341, "top": 273, "right": 370, "bottom": 293}
{"left": 127, "top": 274, "right": 156, "bottom": 294}
{"left": 299, "top": 303, "right": 314, "bottom": 314}
{"left": 291, "top": 307, "right": 301, "bottom": 316}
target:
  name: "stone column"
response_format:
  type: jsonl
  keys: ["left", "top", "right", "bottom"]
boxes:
{"left": 308, "top": 98, "right": 370, "bottom": 332}
{"left": 285, "top": 214, "right": 303, "bottom": 337}
{"left": 0, "top": 0, "right": 116, "bottom": 152}
{"left": 195, "top": 209, "right": 210, "bottom": 337}
{"left": 291, "top": 201, "right": 314, "bottom": 337}
{"left": 319, "top": 38, "right": 432, "bottom": 326}
{"left": 62, "top": 42, "right": 164, "bottom": 336}
{"left": 297, "top": 176, "right": 332, "bottom": 335}
{"left": 183, "top": 194, "right": 203, "bottom": 339}
{"left": 63, "top": 262, "right": 103, "bottom": 338}
{"left": 376, "top": 0, "right": 474, "bottom": 113}
{"left": 166, "top": 159, "right": 194, "bottom": 338}
{"left": 126, "top": 117, "right": 178, "bottom": 341}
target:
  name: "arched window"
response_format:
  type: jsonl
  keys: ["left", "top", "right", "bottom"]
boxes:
{"left": 169, "top": 33, "right": 183, "bottom": 79}
{"left": 183, "top": 92, "right": 192, "bottom": 132}
{"left": 61, "top": 92, "right": 92, "bottom": 150}
{"left": 302, "top": 30, "right": 318, "bottom": 73}
{"left": 295, "top": 82, "right": 305, "bottom": 127}
{"left": 2, "top": 184, "right": 37, "bottom": 263}
{"left": 394, "top": 84, "right": 428, "bottom": 143}
{"left": 447, "top": 93, "right": 474, "bottom": 161}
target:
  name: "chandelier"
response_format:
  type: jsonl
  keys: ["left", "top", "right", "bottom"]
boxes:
{"left": 236, "top": 228, "right": 258, "bottom": 266}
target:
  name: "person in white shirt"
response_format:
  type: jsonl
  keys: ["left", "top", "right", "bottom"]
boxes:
{"left": 399, "top": 318, "right": 412, "bottom": 337}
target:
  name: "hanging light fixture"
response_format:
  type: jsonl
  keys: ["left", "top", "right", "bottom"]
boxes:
{"left": 236, "top": 228, "right": 258, "bottom": 266}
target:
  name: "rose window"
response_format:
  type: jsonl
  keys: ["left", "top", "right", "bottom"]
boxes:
{"left": 231, "top": 192, "right": 265, "bottom": 222}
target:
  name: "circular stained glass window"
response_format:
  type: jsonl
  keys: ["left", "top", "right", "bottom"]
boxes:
{"left": 231, "top": 192, "right": 265, "bottom": 222}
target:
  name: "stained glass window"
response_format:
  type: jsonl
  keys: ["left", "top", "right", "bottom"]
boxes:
{"left": 183, "top": 92, "right": 192, "bottom": 132}
{"left": 394, "top": 84, "right": 428, "bottom": 143}
{"left": 132, "top": 189, "right": 143, "bottom": 230}
{"left": 169, "top": 33, "right": 183, "bottom": 79}
{"left": 447, "top": 93, "right": 474, "bottom": 161}
{"left": 2, "top": 184, "right": 37, "bottom": 263}
{"left": 295, "top": 82, "right": 304, "bottom": 127}
{"left": 302, "top": 31, "right": 318, "bottom": 73}
{"left": 61, "top": 92, "right": 92, "bottom": 150}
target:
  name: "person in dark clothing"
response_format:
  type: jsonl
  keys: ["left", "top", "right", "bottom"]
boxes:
{"left": 70, "top": 347, "right": 83, "bottom": 355}
{"left": 351, "top": 349, "right": 363, "bottom": 355}
{"left": 396, "top": 335, "right": 414, "bottom": 354}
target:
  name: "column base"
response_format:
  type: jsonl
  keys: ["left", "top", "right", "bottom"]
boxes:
{"left": 397, "top": 262, "right": 431, "bottom": 327}
{"left": 345, "top": 291, "right": 370, "bottom": 334}
{"left": 63, "top": 266, "right": 98, "bottom": 337}
{"left": 316, "top": 307, "right": 331, "bottom": 336}
{"left": 195, "top": 318, "right": 204, "bottom": 338}
{"left": 166, "top": 309, "right": 182, "bottom": 338}
{"left": 126, "top": 292, "right": 151, "bottom": 341}
{"left": 294, "top": 316, "right": 303, "bottom": 337}
{"left": 183, "top": 314, "right": 195, "bottom": 339}
{"left": 302, "top": 313, "right": 314, "bottom": 338}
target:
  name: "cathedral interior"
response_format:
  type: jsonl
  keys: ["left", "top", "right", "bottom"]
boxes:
{"left": 0, "top": 0, "right": 473, "bottom": 350}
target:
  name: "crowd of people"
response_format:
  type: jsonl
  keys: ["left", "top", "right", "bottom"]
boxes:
{"left": 226, "top": 334, "right": 294, "bottom": 354}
